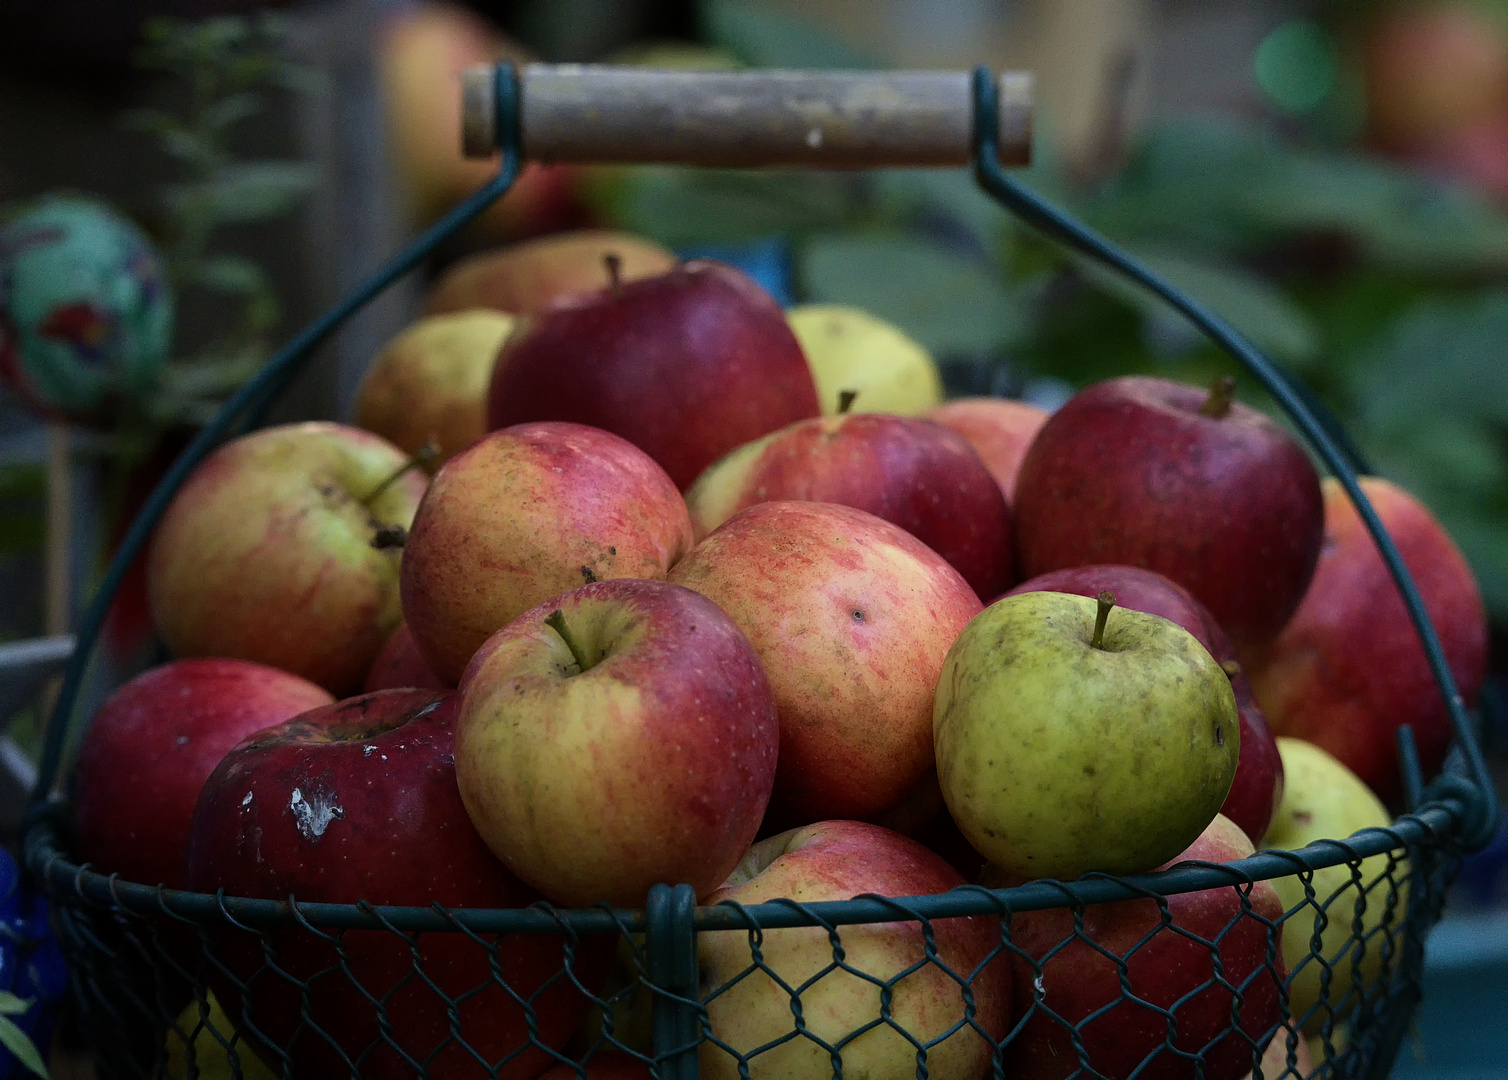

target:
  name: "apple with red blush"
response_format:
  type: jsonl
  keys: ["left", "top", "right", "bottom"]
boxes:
{"left": 363, "top": 619, "right": 449, "bottom": 692}
{"left": 926, "top": 396, "right": 1049, "bottom": 510}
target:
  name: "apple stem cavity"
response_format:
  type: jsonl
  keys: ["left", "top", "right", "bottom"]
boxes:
{"left": 1091, "top": 591, "right": 1117, "bottom": 650}
{"left": 837, "top": 389, "right": 859, "bottom": 414}
{"left": 361, "top": 437, "right": 439, "bottom": 507}
{"left": 1198, "top": 376, "right": 1237, "bottom": 419}
{"left": 370, "top": 524, "right": 408, "bottom": 551}
{"left": 604, "top": 252, "right": 622, "bottom": 290}
{"left": 544, "top": 609, "right": 593, "bottom": 674}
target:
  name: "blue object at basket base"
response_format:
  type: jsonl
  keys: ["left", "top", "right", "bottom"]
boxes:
{"left": 675, "top": 240, "right": 795, "bottom": 307}
{"left": 0, "top": 848, "right": 66, "bottom": 1077}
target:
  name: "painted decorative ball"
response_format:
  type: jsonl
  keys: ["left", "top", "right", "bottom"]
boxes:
{"left": 0, "top": 196, "right": 173, "bottom": 422}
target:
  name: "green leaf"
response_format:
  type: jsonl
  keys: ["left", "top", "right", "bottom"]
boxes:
{"left": 796, "top": 231, "right": 1028, "bottom": 356}
{"left": 201, "top": 92, "right": 260, "bottom": 131}
{"left": 190, "top": 254, "right": 268, "bottom": 295}
{"left": 165, "top": 161, "right": 318, "bottom": 224}
{"left": 0, "top": 1010, "right": 47, "bottom": 1079}
{"left": 0, "top": 993, "right": 30, "bottom": 1017}
{"left": 700, "top": 0, "right": 876, "bottom": 68}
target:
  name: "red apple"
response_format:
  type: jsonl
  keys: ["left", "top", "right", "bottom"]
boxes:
{"left": 992, "top": 813, "right": 1285, "bottom": 1080}
{"left": 926, "top": 396, "right": 1049, "bottom": 510}
{"left": 72, "top": 658, "right": 333, "bottom": 888}
{"left": 184, "top": 689, "right": 608, "bottom": 1079}
{"left": 539, "top": 1053, "right": 652, "bottom": 1080}
{"left": 1012, "top": 376, "right": 1325, "bottom": 659}
{"left": 1247, "top": 476, "right": 1489, "bottom": 805}
{"left": 424, "top": 230, "right": 677, "bottom": 317}
{"left": 1005, "top": 565, "right": 1284, "bottom": 844}
{"left": 685, "top": 412, "right": 1013, "bottom": 600}
{"left": 362, "top": 619, "right": 449, "bottom": 692}
{"left": 698, "top": 819, "right": 1010, "bottom": 1080}
{"left": 400, "top": 422, "right": 695, "bottom": 684}
{"left": 146, "top": 422, "right": 428, "bottom": 694}
{"left": 455, "top": 579, "right": 779, "bottom": 908}
{"left": 667, "top": 501, "right": 982, "bottom": 828}
{"left": 487, "top": 260, "right": 821, "bottom": 489}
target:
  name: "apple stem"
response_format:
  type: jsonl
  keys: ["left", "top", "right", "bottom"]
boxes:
{"left": 837, "top": 389, "right": 859, "bottom": 414}
{"left": 1198, "top": 376, "right": 1237, "bottom": 419}
{"left": 604, "top": 252, "right": 622, "bottom": 290}
{"left": 1091, "top": 591, "right": 1116, "bottom": 650}
{"left": 544, "top": 609, "right": 592, "bottom": 674}
{"left": 362, "top": 437, "right": 439, "bottom": 507}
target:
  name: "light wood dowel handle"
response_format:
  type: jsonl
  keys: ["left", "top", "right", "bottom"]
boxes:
{"left": 462, "top": 65, "right": 1032, "bottom": 167}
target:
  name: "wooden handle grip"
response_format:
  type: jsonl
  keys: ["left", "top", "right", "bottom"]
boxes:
{"left": 462, "top": 64, "right": 1032, "bottom": 167}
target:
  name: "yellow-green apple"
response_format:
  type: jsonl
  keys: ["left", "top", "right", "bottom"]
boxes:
{"left": 185, "top": 689, "right": 609, "bottom": 1079}
{"left": 1006, "top": 565, "right": 1284, "bottom": 844}
{"left": 454, "top": 579, "right": 779, "bottom": 908}
{"left": 926, "top": 397, "right": 1049, "bottom": 512}
{"left": 1013, "top": 376, "right": 1325, "bottom": 659}
{"left": 488, "top": 261, "right": 820, "bottom": 489}
{"left": 934, "top": 590, "right": 1239, "bottom": 879}
{"left": 667, "top": 501, "right": 982, "bottom": 827}
{"left": 72, "top": 658, "right": 333, "bottom": 888}
{"left": 684, "top": 413, "right": 1013, "bottom": 600}
{"left": 146, "top": 422, "right": 427, "bottom": 694}
{"left": 989, "top": 814, "right": 1285, "bottom": 1080}
{"left": 400, "top": 421, "right": 694, "bottom": 684}
{"left": 362, "top": 619, "right": 449, "bottom": 692}
{"left": 1260, "top": 737, "right": 1402, "bottom": 1034}
{"left": 697, "top": 820, "right": 1010, "bottom": 1080}
{"left": 424, "top": 230, "right": 676, "bottom": 317}
{"left": 353, "top": 309, "right": 515, "bottom": 468}
{"left": 785, "top": 304, "right": 943, "bottom": 416}
{"left": 1247, "top": 477, "right": 1488, "bottom": 806}
{"left": 163, "top": 990, "right": 275, "bottom": 1080}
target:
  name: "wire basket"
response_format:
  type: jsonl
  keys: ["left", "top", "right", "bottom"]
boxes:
{"left": 22, "top": 65, "right": 1499, "bottom": 1080}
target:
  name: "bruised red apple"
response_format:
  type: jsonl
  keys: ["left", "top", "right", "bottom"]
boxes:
{"left": 698, "top": 820, "right": 1010, "bottom": 1080}
{"left": 424, "top": 230, "right": 676, "bottom": 317}
{"left": 991, "top": 813, "right": 1285, "bottom": 1080}
{"left": 146, "top": 422, "right": 428, "bottom": 695}
{"left": 400, "top": 422, "right": 695, "bottom": 684}
{"left": 926, "top": 396, "right": 1049, "bottom": 510}
{"left": 685, "top": 412, "right": 1013, "bottom": 600}
{"left": 72, "top": 658, "right": 333, "bottom": 888}
{"left": 363, "top": 620, "right": 449, "bottom": 692}
{"left": 184, "top": 689, "right": 608, "bottom": 1079}
{"left": 455, "top": 579, "right": 779, "bottom": 908}
{"left": 488, "top": 260, "right": 820, "bottom": 489}
{"left": 1013, "top": 376, "right": 1324, "bottom": 659}
{"left": 667, "top": 501, "right": 982, "bottom": 827}
{"left": 1248, "top": 477, "right": 1489, "bottom": 805}
{"left": 1006, "top": 565, "right": 1283, "bottom": 844}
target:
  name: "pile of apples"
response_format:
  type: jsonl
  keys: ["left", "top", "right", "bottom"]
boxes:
{"left": 71, "top": 228, "right": 1489, "bottom": 1080}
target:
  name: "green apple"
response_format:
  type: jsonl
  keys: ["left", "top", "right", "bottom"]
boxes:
{"left": 1261, "top": 737, "right": 1404, "bottom": 1034}
{"left": 786, "top": 304, "right": 943, "bottom": 416}
{"left": 934, "top": 590, "right": 1239, "bottom": 879}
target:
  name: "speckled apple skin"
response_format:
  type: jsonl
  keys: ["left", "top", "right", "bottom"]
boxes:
{"left": 455, "top": 579, "right": 778, "bottom": 908}
{"left": 185, "top": 689, "right": 605, "bottom": 1080}
{"left": 146, "top": 422, "right": 427, "bottom": 695}
{"left": 72, "top": 658, "right": 333, "bottom": 889}
{"left": 934, "top": 590, "right": 1239, "bottom": 879}
{"left": 400, "top": 422, "right": 695, "bottom": 684}
{"left": 926, "top": 396, "right": 1049, "bottom": 511}
{"left": 1006, "top": 565, "right": 1284, "bottom": 845}
{"left": 993, "top": 814, "right": 1285, "bottom": 1080}
{"left": 1012, "top": 376, "right": 1325, "bottom": 659}
{"left": 698, "top": 820, "right": 1010, "bottom": 1080}
{"left": 1248, "top": 477, "right": 1488, "bottom": 806}
{"left": 685, "top": 412, "right": 1014, "bottom": 600}
{"left": 667, "top": 501, "right": 982, "bottom": 827}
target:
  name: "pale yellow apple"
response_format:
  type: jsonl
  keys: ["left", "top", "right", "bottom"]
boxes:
{"left": 164, "top": 991, "right": 275, "bottom": 1080}
{"left": 786, "top": 304, "right": 944, "bottom": 416}
{"left": 354, "top": 309, "right": 514, "bottom": 468}
{"left": 1261, "top": 737, "right": 1404, "bottom": 1034}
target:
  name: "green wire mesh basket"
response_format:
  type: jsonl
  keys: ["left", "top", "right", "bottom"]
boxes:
{"left": 21, "top": 65, "right": 1499, "bottom": 1080}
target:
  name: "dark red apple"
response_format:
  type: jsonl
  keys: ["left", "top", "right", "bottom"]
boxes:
{"left": 71, "top": 658, "right": 334, "bottom": 888}
{"left": 1005, "top": 565, "right": 1283, "bottom": 843}
{"left": 1012, "top": 376, "right": 1324, "bottom": 659}
{"left": 539, "top": 1052, "right": 652, "bottom": 1079}
{"left": 362, "top": 619, "right": 450, "bottom": 692}
{"left": 487, "top": 260, "right": 820, "bottom": 489}
{"left": 993, "top": 814, "right": 1285, "bottom": 1080}
{"left": 685, "top": 412, "right": 1013, "bottom": 600}
{"left": 184, "top": 689, "right": 607, "bottom": 1079}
